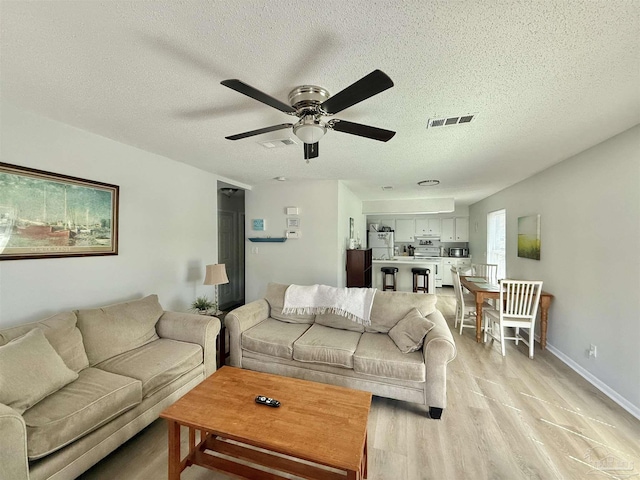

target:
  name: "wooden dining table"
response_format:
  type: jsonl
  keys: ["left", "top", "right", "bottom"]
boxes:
{"left": 460, "top": 276, "right": 554, "bottom": 349}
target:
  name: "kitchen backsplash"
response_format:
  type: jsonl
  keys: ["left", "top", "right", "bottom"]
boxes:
{"left": 395, "top": 240, "right": 469, "bottom": 255}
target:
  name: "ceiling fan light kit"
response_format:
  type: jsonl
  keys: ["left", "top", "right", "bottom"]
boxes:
{"left": 292, "top": 115, "right": 327, "bottom": 144}
{"left": 221, "top": 70, "right": 396, "bottom": 161}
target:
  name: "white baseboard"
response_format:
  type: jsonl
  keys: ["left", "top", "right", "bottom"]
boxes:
{"left": 544, "top": 341, "right": 640, "bottom": 420}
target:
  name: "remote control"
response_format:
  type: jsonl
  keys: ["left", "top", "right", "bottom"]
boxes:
{"left": 255, "top": 395, "right": 280, "bottom": 407}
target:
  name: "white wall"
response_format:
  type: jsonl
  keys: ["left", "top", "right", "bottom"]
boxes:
{"left": 469, "top": 125, "right": 640, "bottom": 415}
{"left": 244, "top": 180, "right": 341, "bottom": 301}
{"left": 337, "top": 182, "right": 366, "bottom": 287}
{"left": 0, "top": 105, "right": 219, "bottom": 326}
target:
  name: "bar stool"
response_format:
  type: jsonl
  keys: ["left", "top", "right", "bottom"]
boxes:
{"left": 412, "top": 267, "right": 430, "bottom": 293}
{"left": 381, "top": 267, "right": 398, "bottom": 291}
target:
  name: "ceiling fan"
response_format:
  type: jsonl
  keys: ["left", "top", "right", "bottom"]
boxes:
{"left": 220, "top": 70, "right": 396, "bottom": 161}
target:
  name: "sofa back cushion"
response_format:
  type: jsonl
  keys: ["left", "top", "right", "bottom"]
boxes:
{"left": 75, "top": 295, "right": 163, "bottom": 366}
{"left": 366, "top": 291, "right": 437, "bottom": 333}
{"left": 0, "top": 329, "right": 79, "bottom": 414}
{"left": 264, "top": 283, "right": 315, "bottom": 324}
{"left": 315, "top": 312, "right": 365, "bottom": 332}
{"left": 0, "top": 311, "right": 89, "bottom": 372}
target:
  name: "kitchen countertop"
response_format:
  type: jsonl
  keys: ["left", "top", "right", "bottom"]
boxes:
{"left": 373, "top": 257, "right": 441, "bottom": 264}
{"left": 372, "top": 256, "right": 471, "bottom": 263}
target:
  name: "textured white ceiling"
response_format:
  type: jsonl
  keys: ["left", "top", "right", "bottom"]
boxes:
{"left": 1, "top": 1, "right": 638, "bottom": 205}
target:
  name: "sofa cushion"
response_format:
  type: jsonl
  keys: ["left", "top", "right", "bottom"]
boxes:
{"left": 242, "top": 318, "right": 311, "bottom": 360}
{"left": 96, "top": 339, "right": 203, "bottom": 398}
{"left": 388, "top": 308, "right": 436, "bottom": 353}
{"left": 353, "top": 333, "right": 426, "bottom": 382}
{"left": 293, "top": 324, "right": 362, "bottom": 369}
{"left": 0, "top": 311, "right": 89, "bottom": 372}
{"left": 23, "top": 367, "right": 141, "bottom": 460}
{"left": 75, "top": 294, "right": 163, "bottom": 366}
{"left": 315, "top": 312, "right": 365, "bottom": 332}
{"left": 366, "top": 291, "right": 437, "bottom": 333}
{"left": 0, "top": 329, "right": 79, "bottom": 415}
{"left": 265, "top": 283, "right": 315, "bottom": 324}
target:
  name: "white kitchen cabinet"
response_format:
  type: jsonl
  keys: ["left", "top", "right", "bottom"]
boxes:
{"left": 442, "top": 258, "right": 472, "bottom": 285}
{"left": 442, "top": 258, "right": 456, "bottom": 285}
{"left": 395, "top": 219, "right": 415, "bottom": 242}
{"left": 455, "top": 217, "right": 469, "bottom": 241}
{"left": 415, "top": 218, "right": 441, "bottom": 236}
{"left": 441, "top": 217, "right": 469, "bottom": 242}
{"left": 441, "top": 218, "right": 455, "bottom": 241}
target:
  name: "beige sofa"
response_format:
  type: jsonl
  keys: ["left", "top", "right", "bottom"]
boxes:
{"left": 0, "top": 294, "right": 220, "bottom": 480}
{"left": 225, "top": 283, "right": 456, "bottom": 419}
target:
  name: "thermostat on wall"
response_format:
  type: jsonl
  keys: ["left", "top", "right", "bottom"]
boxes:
{"left": 252, "top": 219, "right": 265, "bottom": 231}
{"left": 286, "top": 207, "right": 299, "bottom": 215}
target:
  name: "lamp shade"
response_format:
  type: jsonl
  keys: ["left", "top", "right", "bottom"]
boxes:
{"left": 203, "top": 264, "right": 229, "bottom": 286}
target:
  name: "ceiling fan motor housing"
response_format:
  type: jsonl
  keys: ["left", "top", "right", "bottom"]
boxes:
{"left": 288, "top": 85, "right": 331, "bottom": 113}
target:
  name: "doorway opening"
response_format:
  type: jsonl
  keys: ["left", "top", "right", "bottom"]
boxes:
{"left": 217, "top": 182, "right": 245, "bottom": 311}
{"left": 487, "top": 209, "right": 506, "bottom": 280}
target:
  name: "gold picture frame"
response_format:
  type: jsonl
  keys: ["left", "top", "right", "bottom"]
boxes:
{"left": 0, "top": 162, "right": 119, "bottom": 260}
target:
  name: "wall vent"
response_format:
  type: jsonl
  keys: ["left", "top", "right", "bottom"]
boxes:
{"left": 427, "top": 113, "right": 477, "bottom": 129}
{"left": 258, "top": 137, "right": 299, "bottom": 148}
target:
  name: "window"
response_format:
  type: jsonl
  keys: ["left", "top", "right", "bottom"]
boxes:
{"left": 487, "top": 209, "right": 506, "bottom": 280}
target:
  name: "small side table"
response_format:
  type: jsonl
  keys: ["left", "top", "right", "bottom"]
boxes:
{"left": 215, "top": 311, "right": 229, "bottom": 369}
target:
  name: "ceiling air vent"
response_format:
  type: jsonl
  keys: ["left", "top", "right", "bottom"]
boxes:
{"left": 258, "top": 137, "right": 300, "bottom": 149}
{"left": 427, "top": 113, "right": 477, "bottom": 129}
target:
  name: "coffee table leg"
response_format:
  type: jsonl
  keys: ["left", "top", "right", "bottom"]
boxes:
{"left": 363, "top": 431, "right": 368, "bottom": 479}
{"left": 167, "top": 420, "right": 181, "bottom": 480}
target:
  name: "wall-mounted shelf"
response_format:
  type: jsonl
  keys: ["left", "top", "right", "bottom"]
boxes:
{"left": 248, "top": 237, "right": 287, "bottom": 243}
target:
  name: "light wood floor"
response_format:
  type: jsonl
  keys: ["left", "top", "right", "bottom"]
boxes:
{"left": 79, "top": 289, "right": 640, "bottom": 480}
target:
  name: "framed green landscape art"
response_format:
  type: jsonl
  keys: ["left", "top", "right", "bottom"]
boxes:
{"left": 517, "top": 214, "right": 541, "bottom": 260}
{"left": 0, "top": 163, "right": 119, "bottom": 260}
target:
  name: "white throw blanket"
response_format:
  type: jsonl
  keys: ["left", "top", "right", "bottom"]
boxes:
{"left": 283, "top": 284, "right": 377, "bottom": 326}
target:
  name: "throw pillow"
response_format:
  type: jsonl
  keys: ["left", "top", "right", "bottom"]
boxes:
{"left": 0, "top": 311, "right": 89, "bottom": 372}
{"left": 0, "top": 328, "right": 78, "bottom": 414}
{"left": 388, "top": 308, "right": 436, "bottom": 353}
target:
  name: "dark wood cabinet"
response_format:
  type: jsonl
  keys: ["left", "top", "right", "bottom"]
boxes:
{"left": 346, "top": 249, "right": 372, "bottom": 288}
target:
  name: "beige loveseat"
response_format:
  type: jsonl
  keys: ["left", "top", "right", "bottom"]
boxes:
{"left": 225, "top": 283, "right": 456, "bottom": 419}
{"left": 0, "top": 294, "right": 220, "bottom": 480}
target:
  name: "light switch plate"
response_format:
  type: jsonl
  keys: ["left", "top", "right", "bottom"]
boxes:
{"left": 286, "top": 230, "right": 300, "bottom": 239}
{"left": 286, "top": 207, "right": 299, "bottom": 215}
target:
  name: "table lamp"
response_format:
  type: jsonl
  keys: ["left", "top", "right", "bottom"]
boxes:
{"left": 203, "top": 264, "right": 229, "bottom": 315}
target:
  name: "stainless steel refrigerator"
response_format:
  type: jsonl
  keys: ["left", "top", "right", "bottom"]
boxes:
{"left": 368, "top": 231, "right": 394, "bottom": 260}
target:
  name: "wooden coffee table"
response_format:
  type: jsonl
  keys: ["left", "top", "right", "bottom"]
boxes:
{"left": 160, "top": 366, "right": 371, "bottom": 479}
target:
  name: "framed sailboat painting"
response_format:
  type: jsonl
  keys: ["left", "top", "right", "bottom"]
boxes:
{"left": 0, "top": 163, "right": 119, "bottom": 260}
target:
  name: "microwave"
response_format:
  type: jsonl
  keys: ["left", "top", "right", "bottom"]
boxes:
{"left": 449, "top": 248, "right": 468, "bottom": 257}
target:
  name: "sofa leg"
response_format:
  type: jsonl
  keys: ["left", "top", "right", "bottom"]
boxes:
{"left": 429, "top": 407, "right": 443, "bottom": 419}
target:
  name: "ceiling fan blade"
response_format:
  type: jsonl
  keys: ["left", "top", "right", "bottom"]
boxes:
{"left": 319, "top": 70, "right": 394, "bottom": 115}
{"left": 304, "top": 143, "right": 319, "bottom": 160}
{"left": 225, "top": 123, "right": 294, "bottom": 140}
{"left": 328, "top": 119, "right": 396, "bottom": 142}
{"left": 221, "top": 79, "right": 296, "bottom": 113}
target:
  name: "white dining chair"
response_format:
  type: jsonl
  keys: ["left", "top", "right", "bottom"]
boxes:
{"left": 471, "top": 263, "right": 498, "bottom": 284}
{"left": 452, "top": 268, "right": 488, "bottom": 335}
{"left": 483, "top": 280, "right": 543, "bottom": 358}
